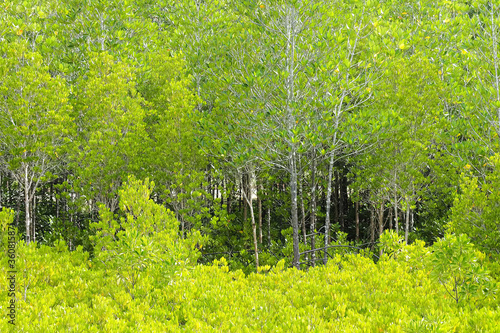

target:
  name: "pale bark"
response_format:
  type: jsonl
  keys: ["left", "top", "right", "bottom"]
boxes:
{"left": 242, "top": 178, "right": 259, "bottom": 272}
{"left": 267, "top": 205, "right": 271, "bottom": 248}
{"left": 323, "top": 157, "right": 335, "bottom": 265}
{"left": 334, "top": 170, "right": 340, "bottom": 230}
{"left": 32, "top": 193, "right": 36, "bottom": 243}
{"left": 394, "top": 192, "right": 399, "bottom": 234}
{"left": 405, "top": 201, "right": 410, "bottom": 245}
{"left": 310, "top": 158, "right": 317, "bottom": 266}
{"left": 258, "top": 184, "right": 262, "bottom": 244}
{"left": 290, "top": 155, "right": 300, "bottom": 269}
{"left": 299, "top": 179, "right": 307, "bottom": 261}
{"left": 24, "top": 165, "right": 32, "bottom": 244}
{"left": 284, "top": 5, "right": 300, "bottom": 269}
{"left": 243, "top": 175, "right": 247, "bottom": 225}
{"left": 378, "top": 201, "right": 384, "bottom": 238}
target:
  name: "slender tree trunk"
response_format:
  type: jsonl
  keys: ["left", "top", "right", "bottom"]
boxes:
{"left": 24, "top": 165, "right": 32, "bottom": 244}
{"left": 378, "top": 201, "right": 384, "bottom": 256}
{"left": 324, "top": 156, "right": 335, "bottom": 265}
{"left": 310, "top": 158, "right": 317, "bottom": 266}
{"left": 243, "top": 175, "right": 247, "bottom": 226}
{"left": 227, "top": 181, "right": 233, "bottom": 215}
{"left": 334, "top": 170, "right": 340, "bottom": 230}
{"left": 221, "top": 178, "right": 225, "bottom": 210}
{"left": 299, "top": 179, "right": 307, "bottom": 261}
{"left": 355, "top": 201, "right": 360, "bottom": 242}
{"left": 32, "top": 193, "right": 36, "bottom": 243}
{"left": 15, "top": 192, "right": 20, "bottom": 228}
{"left": 338, "top": 170, "right": 344, "bottom": 230}
{"left": 258, "top": 184, "right": 263, "bottom": 244}
{"left": 394, "top": 192, "right": 399, "bottom": 234}
{"left": 208, "top": 171, "right": 212, "bottom": 203}
{"left": 405, "top": 201, "right": 410, "bottom": 244}
{"left": 411, "top": 211, "right": 414, "bottom": 234}
{"left": 267, "top": 204, "right": 271, "bottom": 248}
{"left": 388, "top": 206, "right": 393, "bottom": 230}
{"left": 56, "top": 184, "right": 60, "bottom": 220}
{"left": 290, "top": 154, "right": 300, "bottom": 269}
{"left": 242, "top": 179, "right": 259, "bottom": 272}
{"left": 283, "top": 6, "right": 300, "bottom": 269}
{"left": 238, "top": 180, "right": 242, "bottom": 213}
{"left": 378, "top": 201, "right": 384, "bottom": 238}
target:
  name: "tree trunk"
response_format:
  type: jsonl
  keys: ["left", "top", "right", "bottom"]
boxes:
{"left": 258, "top": 184, "right": 263, "bottom": 244}
{"left": 290, "top": 154, "right": 300, "bottom": 269}
{"left": 378, "top": 201, "right": 384, "bottom": 238}
{"left": 378, "top": 201, "right": 384, "bottom": 256}
{"left": 227, "top": 181, "right": 233, "bottom": 215}
{"left": 334, "top": 170, "right": 340, "bottom": 230}
{"left": 338, "top": 170, "right": 344, "bottom": 230}
{"left": 32, "top": 193, "right": 36, "bottom": 243}
{"left": 394, "top": 192, "right": 399, "bottom": 234}
{"left": 411, "top": 211, "right": 414, "bottom": 234}
{"left": 267, "top": 204, "right": 271, "bottom": 248}
{"left": 310, "top": 158, "right": 317, "bottom": 267}
{"left": 388, "top": 206, "right": 393, "bottom": 230}
{"left": 405, "top": 201, "right": 410, "bottom": 244}
{"left": 24, "top": 165, "right": 32, "bottom": 244}
{"left": 324, "top": 156, "right": 335, "bottom": 265}
{"left": 299, "top": 179, "right": 307, "bottom": 261}
{"left": 243, "top": 175, "right": 247, "bottom": 226}
{"left": 56, "top": 184, "right": 60, "bottom": 220}
{"left": 242, "top": 178, "right": 259, "bottom": 273}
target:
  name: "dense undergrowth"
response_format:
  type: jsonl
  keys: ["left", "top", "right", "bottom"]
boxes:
{"left": 1, "top": 179, "right": 499, "bottom": 332}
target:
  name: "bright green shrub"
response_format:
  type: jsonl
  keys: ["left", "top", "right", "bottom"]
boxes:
{"left": 428, "top": 234, "right": 496, "bottom": 306}
{"left": 448, "top": 154, "right": 500, "bottom": 257}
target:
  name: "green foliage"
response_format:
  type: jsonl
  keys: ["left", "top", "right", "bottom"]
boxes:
{"left": 1, "top": 236, "right": 500, "bottom": 332}
{"left": 448, "top": 154, "right": 500, "bottom": 256}
{"left": 71, "top": 52, "right": 148, "bottom": 211}
{"left": 91, "top": 176, "right": 203, "bottom": 286}
{"left": 428, "top": 234, "right": 495, "bottom": 306}
{"left": 0, "top": 208, "right": 16, "bottom": 249}
{"left": 2, "top": 1, "right": 500, "bottom": 329}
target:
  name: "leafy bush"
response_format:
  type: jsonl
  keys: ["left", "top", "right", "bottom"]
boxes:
{"left": 447, "top": 154, "right": 500, "bottom": 257}
{"left": 428, "top": 234, "right": 496, "bottom": 306}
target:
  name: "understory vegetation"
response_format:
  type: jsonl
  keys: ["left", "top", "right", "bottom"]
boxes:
{"left": 1, "top": 179, "right": 499, "bottom": 332}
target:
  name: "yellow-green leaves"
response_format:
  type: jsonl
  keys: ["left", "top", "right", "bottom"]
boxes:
{"left": 71, "top": 52, "right": 148, "bottom": 212}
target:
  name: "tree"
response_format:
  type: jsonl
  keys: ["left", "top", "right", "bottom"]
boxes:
{"left": 224, "top": 0, "right": 376, "bottom": 268}
{"left": 91, "top": 176, "right": 203, "bottom": 298}
{"left": 0, "top": 42, "right": 73, "bottom": 243}
{"left": 71, "top": 52, "right": 148, "bottom": 213}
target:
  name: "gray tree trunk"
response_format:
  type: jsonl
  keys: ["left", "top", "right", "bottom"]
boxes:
{"left": 405, "top": 201, "right": 410, "bottom": 244}
{"left": 310, "top": 158, "right": 317, "bottom": 266}
{"left": 24, "top": 165, "right": 32, "bottom": 244}
{"left": 242, "top": 178, "right": 259, "bottom": 272}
